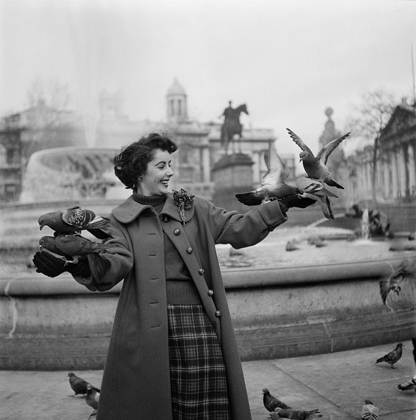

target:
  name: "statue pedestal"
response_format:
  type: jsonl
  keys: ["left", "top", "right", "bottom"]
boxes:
{"left": 211, "top": 153, "right": 254, "bottom": 211}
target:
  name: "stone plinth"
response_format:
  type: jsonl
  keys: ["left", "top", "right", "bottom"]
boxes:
{"left": 1, "top": 257, "right": 415, "bottom": 370}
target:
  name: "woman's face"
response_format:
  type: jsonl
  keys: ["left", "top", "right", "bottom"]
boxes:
{"left": 138, "top": 148, "right": 174, "bottom": 196}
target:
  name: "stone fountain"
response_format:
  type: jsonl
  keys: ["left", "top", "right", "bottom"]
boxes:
{"left": 0, "top": 148, "right": 415, "bottom": 370}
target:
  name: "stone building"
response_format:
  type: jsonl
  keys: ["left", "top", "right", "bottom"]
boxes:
{"left": 347, "top": 99, "right": 416, "bottom": 204}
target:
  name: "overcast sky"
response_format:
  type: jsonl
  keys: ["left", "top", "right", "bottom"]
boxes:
{"left": 1, "top": 0, "right": 415, "bottom": 159}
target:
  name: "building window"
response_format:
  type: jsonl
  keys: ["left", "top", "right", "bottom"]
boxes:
{"left": 178, "top": 100, "right": 182, "bottom": 116}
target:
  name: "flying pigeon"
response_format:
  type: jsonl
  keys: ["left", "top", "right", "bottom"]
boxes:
{"left": 235, "top": 146, "right": 300, "bottom": 205}
{"left": 375, "top": 343, "right": 404, "bottom": 368}
{"left": 361, "top": 399, "right": 379, "bottom": 420}
{"left": 86, "top": 383, "right": 100, "bottom": 419}
{"left": 287, "top": 128, "right": 351, "bottom": 189}
{"left": 262, "top": 388, "right": 292, "bottom": 412}
{"left": 296, "top": 177, "right": 338, "bottom": 220}
{"left": 379, "top": 258, "right": 416, "bottom": 304}
{"left": 398, "top": 375, "right": 416, "bottom": 392}
{"left": 54, "top": 234, "right": 111, "bottom": 256}
{"left": 269, "top": 407, "right": 322, "bottom": 419}
{"left": 68, "top": 372, "right": 100, "bottom": 397}
{"left": 38, "top": 206, "right": 110, "bottom": 238}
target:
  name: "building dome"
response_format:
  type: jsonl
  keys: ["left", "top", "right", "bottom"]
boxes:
{"left": 167, "top": 78, "right": 186, "bottom": 96}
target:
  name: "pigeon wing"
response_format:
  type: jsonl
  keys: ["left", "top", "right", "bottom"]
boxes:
{"left": 286, "top": 128, "right": 314, "bottom": 156}
{"left": 316, "top": 132, "right": 351, "bottom": 164}
{"left": 262, "top": 145, "right": 290, "bottom": 186}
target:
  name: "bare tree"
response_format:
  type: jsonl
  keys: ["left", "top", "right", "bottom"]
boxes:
{"left": 23, "top": 78, "right": 75, "bottom": 160}
{"left": 347, "top": 89, "right": 397, "bottom": 203}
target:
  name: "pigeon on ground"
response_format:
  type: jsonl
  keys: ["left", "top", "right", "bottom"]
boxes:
{"left": 379, "top": 258, "right": 416, "bottom": 304}
{"left": 296, "top": 177, "right": 338, "bottom": 220}
{"left": 269, "top": 407, "right": 322, "bottom": 419}
{"left": 286, "top": 240, "right": 299, "bottom": 252}
{"left": 235, "top": 146, "right": 300, "bottom": 205}
{"left": 68, "top": 372, "right": 100, "bottom": 397}
{"left": 54, "top": 234, "right": 111, "bottom": 256}
{"left": 287, "top": 128, "right": 350, "bottom": 189}
{"left": 408, "top": 230, "right": 415, "bottom": 240}
{"left": 262, "top": 388, "right": 292, "bottom": 412}
{"left": 398, "top": 375, "right": 416, "bottom": 392}
{"left": 376, "top": 343, "right": 404, "bottom": 368}
{"left": 314, "top": 238, "right": 327, "bottom": 248}
{"left": 38, "top": 206, "right": 109, "bottom": 238}
{"left": 86, "top": 383, "right": 100, "bottom": 419}
{"left": 361, "top": 399, "right": 379, "bottom": 420}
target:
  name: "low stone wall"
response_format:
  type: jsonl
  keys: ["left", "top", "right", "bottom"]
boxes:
{"left": 1, "top": 257, "right": 415, "bottom": 370}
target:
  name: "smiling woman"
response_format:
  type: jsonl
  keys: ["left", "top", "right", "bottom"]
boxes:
{"left": 31, "top": 131, "right": 317, "bottom": 420}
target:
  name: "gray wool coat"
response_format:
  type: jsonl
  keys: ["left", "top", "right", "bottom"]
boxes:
{"left": 80, "top": 193, "right": 287, "bottom": 420}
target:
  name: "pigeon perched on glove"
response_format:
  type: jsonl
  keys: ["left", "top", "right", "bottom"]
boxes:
{"left": 38, "top": 206, "right": 110, "bottom": 239}
{"left": 32, "top": 250, "right": 90, "bottom": 278}
{"left": 287, "top": 128, "right": 350, "bottom": 189}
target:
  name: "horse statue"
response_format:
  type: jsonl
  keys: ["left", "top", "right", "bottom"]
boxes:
{"left": 220, "top": 103, "right": 249, "bottom": 154}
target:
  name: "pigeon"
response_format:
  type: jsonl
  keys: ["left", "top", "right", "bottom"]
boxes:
{"left": 379, "top": 258, "right": 414, "bottom": 304}
{"left": 235, "top": 146, "right": 300, "bottom": 206}
{"left": 375, "top": 343, "right": 404, "bottom": 368}
{"left": 361, "top": 399, "right": 379, "bottom": 420}
{"left": 54, "top": 234, "right": 111, "bottom": 256}
{"left": 287, "top": 128, "right": 350, "bottom": 189}
{"left": 409, "top": 231, "right": 415, "bottom": 241}
{"left": 314, "top": 238, "right": 327, "bottom": 248}
{"left": 296, "top": 177, "right": 338, "bottom": 220}
{"left": 38, "top": 206, "right": 110, "bottom": 238}
{"left": 262, "top": 388, "right": 292, "bottom": 412}
{"left": 68, "top": 372, "right": 100, "bottom": 397}
{"left": 39, "top": 236, "right": 73, "bottom": 258}
{"left": 398, "top": 375, "right": 416, "bottom": 392}
{"left": 286, "top": 240, "right": 299, "bottom": 252}
{"left": 86, "top": 383, "right": 100, "bottom": 419}
{"left": 269, "top": 407, "right": 322, "bottom": 419}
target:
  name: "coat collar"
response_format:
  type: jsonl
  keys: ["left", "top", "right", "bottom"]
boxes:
{"left": 112, "top": 193, "right": 195, "bottom": 224}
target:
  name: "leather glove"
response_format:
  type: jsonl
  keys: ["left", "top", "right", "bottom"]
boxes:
{"left": 278, "top": 194, "right": 316, "bottom": 212}
{"left": 33, "top": 251, "right": 91, "bottom": 278}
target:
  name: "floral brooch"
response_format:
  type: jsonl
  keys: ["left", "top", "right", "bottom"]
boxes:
{"left": 173, "top": 188, "right": 194, "bottom": 225}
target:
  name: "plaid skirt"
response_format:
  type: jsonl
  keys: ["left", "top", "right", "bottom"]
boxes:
{"left": 167, "top": 304, "right": 230, "bottom": 420}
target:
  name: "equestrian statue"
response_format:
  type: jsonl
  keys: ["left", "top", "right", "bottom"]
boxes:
{"left": 219, "top": 101, "right": 249, "bottom": 154}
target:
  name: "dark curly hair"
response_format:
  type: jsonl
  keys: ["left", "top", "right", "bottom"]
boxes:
{"left": 114, "top": 132, "right": 178, "bottom": 189}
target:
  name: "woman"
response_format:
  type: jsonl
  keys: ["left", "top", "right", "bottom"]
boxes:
{"left": 33, "top": 132, "right": 314, "bottom": 420}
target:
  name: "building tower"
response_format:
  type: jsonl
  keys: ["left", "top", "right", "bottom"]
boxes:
{"left": 166, "top": 79, "right": 188, "bottom": 123}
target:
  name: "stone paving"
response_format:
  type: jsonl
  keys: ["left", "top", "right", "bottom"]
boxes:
{"left": 1, "top": 340, "right": 415, "bottom": 419}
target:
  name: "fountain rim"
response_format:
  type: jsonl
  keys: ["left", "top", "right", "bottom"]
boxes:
{"left": 0, "top": 256, "right": 405, "bottom": 295}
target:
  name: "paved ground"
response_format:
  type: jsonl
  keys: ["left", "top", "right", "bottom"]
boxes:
{"left": 1, "top": 340, "right": 415, "bottom": 420}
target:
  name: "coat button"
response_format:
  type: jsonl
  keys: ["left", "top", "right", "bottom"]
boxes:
{"left": 174, "top": 228, "right": 180, "bottom": 235}
{"left": 186, "top": 247, "right": 193, "bottom": 254}
{"left": 198, "top": 268, "right": 204, "bottom": 275}
{"left": 163, "top": 216, "right": 169, "bottom": 223}
{"left": 207, "top": 290, "right": 214, "bottom": 297}
{"left": 215, "top": 311, "right": 221, "bottom": 317}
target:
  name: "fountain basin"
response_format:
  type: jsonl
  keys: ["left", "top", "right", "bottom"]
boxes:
{"left": 1, "top": 258, "right": 414, "bottom": 370}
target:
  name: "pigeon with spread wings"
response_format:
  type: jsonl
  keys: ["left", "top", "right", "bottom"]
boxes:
{"left": 296, "top": 176, "right": 338, "bottom": 220}
{"left": 287, "top": 128, "right": 351, "bottom": 189}
{"left": 235, "top": 145, "right": 299, "bottom": 206}
{"left": 379, "top": 258, "right": 416, "bottom": 304}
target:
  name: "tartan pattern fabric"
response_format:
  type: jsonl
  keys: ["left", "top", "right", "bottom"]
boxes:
{"left": 167, "top": 304, "right": 230, "bottom": 420}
